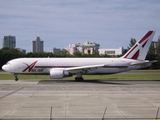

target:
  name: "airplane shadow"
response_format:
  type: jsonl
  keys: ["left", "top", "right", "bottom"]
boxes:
{"left": 38, "top": 79, "right": 130, "bottom": 85}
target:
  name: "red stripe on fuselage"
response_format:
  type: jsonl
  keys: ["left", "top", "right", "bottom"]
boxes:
{"left": 35, "top": 66, "right": 78, "bottom": 68}
{"left": 35, "top": 66, "right": 128, "bottom": 69}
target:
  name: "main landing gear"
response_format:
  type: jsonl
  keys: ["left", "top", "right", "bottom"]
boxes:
{"left": 14, "top": 74, "right": 18, "bottom": 81}
{"left": 75, "top": 73, "right": 84, "bottom": 82}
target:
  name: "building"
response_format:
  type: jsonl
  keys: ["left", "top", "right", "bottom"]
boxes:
{"left": 2, "top": 35, "right": 16, "bottom": 48}
{"left": 150, "top": 41, "right": 160, "bottom": 55}
{"left": 65, "top": 44, "right": 83, "bottom": 55}
{"left": 151, "top": 41, "right": 158, "bottom": 48}
{"left": 65, "top": 41, "right": 100, "bottom": 55}
{"left": 99, "top": 47, "right": 124, "bottom": 55}
{"left": 16, "top": 48, "right": 26, "bottom": 54}
{"left": 32, "top": 37, "right": 44, "bottom": 53}
{"left": 51, "top": 48, "right": 61, "bottom": 54}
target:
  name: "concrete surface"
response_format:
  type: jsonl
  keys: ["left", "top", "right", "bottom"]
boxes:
{"left": 0, "top": 80, "right": 160, "bottom": 120}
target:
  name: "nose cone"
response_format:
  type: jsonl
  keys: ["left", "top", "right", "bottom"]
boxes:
{"left": 2, "top": 65, "right": 8, "bottom": 72}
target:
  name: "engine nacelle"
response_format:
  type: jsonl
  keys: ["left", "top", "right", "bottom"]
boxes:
{"left": 50, "top": 69, "right": 71, "bottom": 79}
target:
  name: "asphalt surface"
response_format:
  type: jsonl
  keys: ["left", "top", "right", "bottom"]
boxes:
{"left": 0, "top": 79, "right": 160, "bottom": 120}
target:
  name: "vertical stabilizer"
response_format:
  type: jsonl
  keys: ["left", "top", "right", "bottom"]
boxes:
{"left": 123, "top": 31, "right": 155, "bottom": 60}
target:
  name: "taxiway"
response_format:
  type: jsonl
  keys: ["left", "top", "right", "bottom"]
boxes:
{"left": 0, "top": 80, "right": 160, "bottom": 120}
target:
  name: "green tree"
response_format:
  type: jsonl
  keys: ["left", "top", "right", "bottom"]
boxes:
{"left": 155, "top": 39, "right": 160, "bottom": 69}
{"left": 146, "top": 42, "right": 157, "bottom": 69}
{"left": 26, "top": 52, "right": 54, "bottom": 58}
{"left": 145, "top": 39, "right": 160, "bottom": 69}
{"left": 73, "top": 52, "right": 82, "bottom": 57}
{"left": 146, "top": 43, "right": 156, "bottom": 60}
{"left": 54, "top": 49, "right": 70, "bottom": 57}
{"left": 128, "top": 38, "right": 136, "bottom": 50}
{"left": 0, "top": 47, "right": 25, "bottom": 69}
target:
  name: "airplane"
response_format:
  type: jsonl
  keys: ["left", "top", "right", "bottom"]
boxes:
{"left": 2, "top": 30, "right": 155, "bottom": 81}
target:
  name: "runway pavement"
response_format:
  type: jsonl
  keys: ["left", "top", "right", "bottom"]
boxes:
{"left": 0, "top": 79, "right": 160, "bottom": 120}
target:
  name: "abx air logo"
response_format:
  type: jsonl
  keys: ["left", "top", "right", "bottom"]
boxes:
{"left": 22, "top": 61, "right": 38, "bottom": 72}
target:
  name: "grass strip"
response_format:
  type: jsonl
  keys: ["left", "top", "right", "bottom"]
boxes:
{"left": 0, "top": 73, "right": 160, "bottom": 80}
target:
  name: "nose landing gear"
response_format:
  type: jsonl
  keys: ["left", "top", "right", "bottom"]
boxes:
{"left": 14, "top": 74, "right": 18, "bottom": 81}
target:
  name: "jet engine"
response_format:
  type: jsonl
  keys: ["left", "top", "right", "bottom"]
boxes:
{"left": 50, "top": 69, "right": 71, "bottom": 79}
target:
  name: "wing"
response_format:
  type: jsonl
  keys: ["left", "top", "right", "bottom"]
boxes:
{"left": 65, "top": 64, "right": 106, "bottom": 73}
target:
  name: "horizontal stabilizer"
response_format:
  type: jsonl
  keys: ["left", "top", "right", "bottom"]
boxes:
{"left": 131, "top": 60, "right": 157, "bottom": 66}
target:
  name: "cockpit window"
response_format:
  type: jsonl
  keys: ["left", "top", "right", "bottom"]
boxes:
{"left": 5, "top": 62, "right": 11, "bottom": 65}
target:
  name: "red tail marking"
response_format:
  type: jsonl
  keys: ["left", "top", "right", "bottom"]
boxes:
{"left": 131, "top": 50, "right": 139, "bottom": 60}
{"left": 138, "top": 31, "right": 153, "bottom": 44}
{"left": 22, "top": 61, "right": 38, "bottom": 72}
{"left": 124, "top": 44, "right": 138, "bottom": 58}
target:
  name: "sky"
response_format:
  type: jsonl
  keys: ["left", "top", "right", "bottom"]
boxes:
{"left": 0, "top": 0, "right": 160, "bottom": 52}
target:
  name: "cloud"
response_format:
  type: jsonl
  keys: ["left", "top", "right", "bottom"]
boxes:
{"left": 0, "top": 0, "right": 160, "bottom": 52}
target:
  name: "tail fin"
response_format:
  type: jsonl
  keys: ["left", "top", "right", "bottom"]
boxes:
{"left": 122, "top": 30, "right": 155, "bottom": 60}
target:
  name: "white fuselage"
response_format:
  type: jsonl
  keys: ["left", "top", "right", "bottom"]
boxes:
{"left": 2, "top": 58, "right": 149, "bottom": 75}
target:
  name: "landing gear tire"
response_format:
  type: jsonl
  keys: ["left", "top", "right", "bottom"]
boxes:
{"left": 14, "top": 74, "right": 18, "bottom": 81}
{"left": 75, "top": 77, "right": 84, "bottom": 82}
{"left": 15, "top": 77, "right": 18, "bottom": 81}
